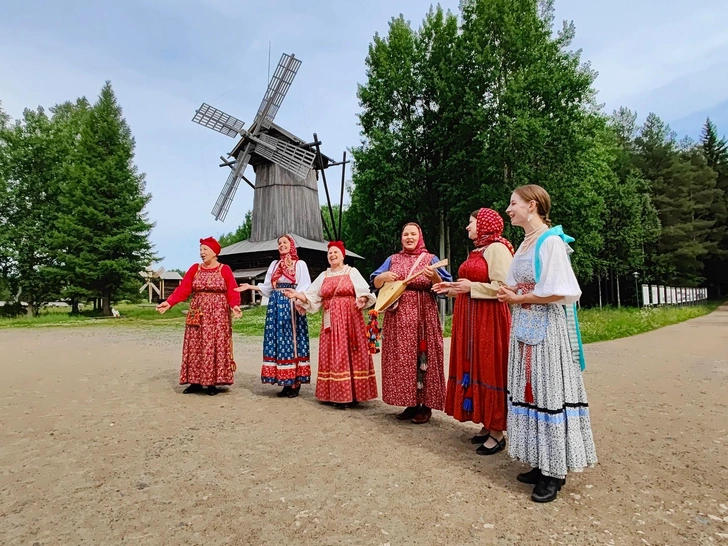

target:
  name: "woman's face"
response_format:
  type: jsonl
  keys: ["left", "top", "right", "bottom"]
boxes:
{"left": 328, "top": 247, "right": 343, "bottom": 267}
{"left": 401, "top": 225, "right": 420, "bottom": 252}
{"left": 199, "top": 244, "right": 216, "bottom": 263}
{"left": 278, "top": 236, "right": 291, "bottom": 254}
{"left": 466, "top": 215, "right": 478, "bottom": 241}
{"left": 506, "top": 192, "right": 532, "bottom": 228}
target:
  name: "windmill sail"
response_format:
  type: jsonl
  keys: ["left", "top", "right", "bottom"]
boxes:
{"left": 254, "top": 53, "right": 301, "bottom": 131}
{"left": 254, "top": 134, "right": 316, "bottom": 179}
{"left": 192, "top": 103, "right": 245, "bottom": 138}
{"left": 211, "top": 145, "right": 253, "bottom": 221}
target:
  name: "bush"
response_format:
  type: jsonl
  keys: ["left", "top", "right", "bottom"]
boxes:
{"left": 0, "top": 301, "right": 26, "bottom": 318}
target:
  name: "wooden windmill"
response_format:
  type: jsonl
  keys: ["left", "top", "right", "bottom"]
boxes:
{"left": 139, "top": 266, "right": 164, "bottom": 303}
{"left": 192, "top": 52, "right": 349, "bottom": 245}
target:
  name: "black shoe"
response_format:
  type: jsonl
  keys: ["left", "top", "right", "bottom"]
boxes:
{"left": 470, "top": 433, "right": 490, "bottom": 445}
{"left": 183, "top": 384, "right": 203, "bottom": 394}
{"left": 277, "top": 386, "right": 292, "bottom": 397}
{"left": 396, "top": 406, "right": 419, "bottom": 420}
{"left": 531, "top": 476, "right": 565, "bottom": 503}
{"left": 207, "top": 386, "right": 219, "bottom": 396}
{"left": 333, "top": 403, "right": 347, "bottom": 410}
{"left": 476, "top": 436, "right": 506, "bottom": 456}
{"left": 287, "top": 386, "right": 301, "bottom": 398}
{"left": 517, "top": 468, "right": 543, "bottom": 485}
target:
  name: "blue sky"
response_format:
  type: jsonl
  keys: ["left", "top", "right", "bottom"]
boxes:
{"left": 1, "top": 0, "right": 727, "bottom": 269}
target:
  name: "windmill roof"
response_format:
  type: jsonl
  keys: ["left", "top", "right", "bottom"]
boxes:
{"left": 160, "top": 271, "right": 183, "bottom": 280}
{"left": 219, "top": 234, "right": 363, "bottom": 259}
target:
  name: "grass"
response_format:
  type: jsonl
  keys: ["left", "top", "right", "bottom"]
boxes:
{"left": 0, "top": 300, "right": 724, "bottom": 344}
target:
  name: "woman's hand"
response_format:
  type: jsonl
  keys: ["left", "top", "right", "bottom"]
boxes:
{"left": 232, "top": 305, "right": 242, "bottom": 319}
{"left": 294, "top": 302, "right": 306, "bottom": 315}
{"left": 156, "top": 301, "right": 171, "bottom": 314}
{"left": 376, "top": 272, "right": 398, "bottom": 285}
{"left": 450, "top": 279, "right": 472, "bottom": 294}
{"left": 282, "top": 289, "right": 300, "bottom": 301}
{"left": 431, "top": 282, "right": 451, "bottom": 295}
{"left": 234, "top": 283, "right": 253, "bottom": 292}
{"left": 355, "top": 295, "right": 369, "bottom": 310}
{"left": 423, "top": 265, "right": 438, "bottom": 281}
{"left": 497, "top": 286, "right": 522, "bottom": 304}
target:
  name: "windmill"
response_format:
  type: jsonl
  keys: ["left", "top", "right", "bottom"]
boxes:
{"left": 192, "top": 52, "right": 349, "bottom": 245}
{"left": 139, "top": 267, "right": 164, "bottom": 303}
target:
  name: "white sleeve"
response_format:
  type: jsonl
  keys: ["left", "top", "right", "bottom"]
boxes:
{"left": 350, "top": 267, "right": 376, "bottom": 308}
{"left": 533, "top": 236, "right": 581, "bottom": 305}
{"left": 301, "top": 271, "right": 326, "bottom": 313}
{"left": 258, "top": 260, "right": 278, "bottom": 298}
{"left": 296, "top": 261, "right": 312, "bottom": 292}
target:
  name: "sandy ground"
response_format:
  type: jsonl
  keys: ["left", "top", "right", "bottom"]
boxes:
{"left": 1, "top": 306, "right": 727, "bottom": 546}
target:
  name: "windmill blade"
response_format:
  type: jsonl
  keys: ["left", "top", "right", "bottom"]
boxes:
{"left": 151, "top": 283, "right": 161, "bottom": 296}
{"left": 155, "top": 266, "right": 165, "bottom": 277}
{"left": 211, "top": 144, "right": 253, "bottom": 222}
{"left": 253, "top": 53, "right": 301, "bottom": 131}
{"left": 254, "top": 133, "right": 316, "bottom": 179}
{"left": 139, "top": 282, "right": 149, "bottom": 293}
{"left": 192, "top": 103, "right": 245, "bottom": 138}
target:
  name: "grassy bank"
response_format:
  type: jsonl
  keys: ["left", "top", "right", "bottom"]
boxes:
{"left": 0, "top": 301, "right": 724, "bottom": 344}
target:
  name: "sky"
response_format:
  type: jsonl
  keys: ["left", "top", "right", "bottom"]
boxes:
{"left": 1, "top": 0, "right": 727, "bottom": 270}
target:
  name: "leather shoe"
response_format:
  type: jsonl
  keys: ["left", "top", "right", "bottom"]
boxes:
{"left": 277, "top": 386, "right": 292, "bottom": 397}
{"left": 517, "top": 468, "right": 543, "bottom": 485}
{"left": 470, "top": 433, "right": 490, "bottom": 445}
{"left": 411, "top": 406, "right": 432, "bottom": 424}
{"left": 396, "top": 406, "right": 419, "bottom": 420}
{"left": 531, "top": 476, "right": 565, "bottom": 503}
{"left": 476, "top": 436, "right": 506, "bottom": 455}
{"left": 183, "top": 384, "right": 203, "bottom": 394}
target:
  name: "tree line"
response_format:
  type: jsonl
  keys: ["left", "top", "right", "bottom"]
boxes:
{"left": 339, "top": 0, "right": 727, "bottom": 305}
{"left": 0, "top": 82, "right": 155, "bottom": 316}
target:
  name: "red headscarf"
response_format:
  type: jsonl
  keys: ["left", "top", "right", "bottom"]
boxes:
{"left": 474, "top": 209, "right": 515, "bottom": 255}
{"left": 271, "top": 235, "right": 299, "bottom": 287}
{"left": 200, "top": 237, "right": 221, "bottom": 256}
{"left": 399, "top": 222, "right": 429, "bottom": 256}
{"left": 327, "top": 240, "right": 346, "bottom": 258}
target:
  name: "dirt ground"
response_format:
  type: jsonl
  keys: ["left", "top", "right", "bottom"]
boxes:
{"left": 1, "top": 306, "right": 727, "bottom": 546}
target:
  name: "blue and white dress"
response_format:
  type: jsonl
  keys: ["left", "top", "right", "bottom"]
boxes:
{"left": 505, "top": 228, "right": 597, "bottom": 479}
{"left": 259, "top": 260, "right": 312, "bottom": 387}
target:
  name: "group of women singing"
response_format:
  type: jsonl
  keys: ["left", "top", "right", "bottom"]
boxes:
{"left": 159, "top": 184, "right": 597, "bottom": 503}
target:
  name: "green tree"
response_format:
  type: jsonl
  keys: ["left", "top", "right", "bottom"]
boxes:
{"left": 0, "top": 106, "right": 71, "bottom": 314}
{"left": 54, "top": 82, "right": 155, "bottom": 315}
{"left": 218, "top": 209, "right": 252, "bottom": 248}
{"left": 700, "top": 118, "right": 728, "bottom": 294}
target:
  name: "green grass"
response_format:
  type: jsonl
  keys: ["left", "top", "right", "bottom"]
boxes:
{"left": 577, "top": 300, "right": 724, "bottom": 344}
{"left": 0, "top": 300, "right": 724, "bottom": 345}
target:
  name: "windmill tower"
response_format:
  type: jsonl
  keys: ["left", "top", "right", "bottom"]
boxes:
{"left": 192, "top": 53, "right": 359, "bottom": 288}
{"left": 139, "top": 266, "right": 164, "bottom": 303}
{"left": 193, "top": 53, "right": 345, "bottom": 242}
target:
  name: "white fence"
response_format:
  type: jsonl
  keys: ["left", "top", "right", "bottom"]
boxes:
{"left": 641, "top": 284, "right": 708, "bottom": 307}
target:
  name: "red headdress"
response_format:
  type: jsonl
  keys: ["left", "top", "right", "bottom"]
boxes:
{"left": 327, "top": 240, "right": 346, "bottom": 258}
{"left": 474, "top": 209, "right": 515, "bottom": 255}
{"left": 399, "top": 222, "right": 429, "bottom": 256}
{"left": 271, "top": 235, "right": 299, "bottom": 287}
{"left": 199, "top": 237, "right": 221, "bottom": 256}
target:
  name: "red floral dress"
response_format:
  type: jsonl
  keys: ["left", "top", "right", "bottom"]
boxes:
{"left": 444, "top": 250, "right": 511, "bottom": 430}
{"left": 380, "top": 253, "right": 446, "bottom": 410}
{"left": 312, "top": 273, "right": 378, "bottom": 403}
{"left": 166, "top": 263, "right": 241, "bottom": 386}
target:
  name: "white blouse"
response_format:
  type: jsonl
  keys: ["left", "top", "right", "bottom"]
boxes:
{"left": 301, "top": 266, "right": 375, "bottom": 314}
{"left": 506, "top": 235, "right": 582, "bottom": 305}
{"left": 258, "top": 260, "right": 312, "bottom": 298}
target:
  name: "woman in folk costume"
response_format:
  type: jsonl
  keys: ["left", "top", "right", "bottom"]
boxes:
{"left": 433, "top": 209, "right": 514, "bottom": 454}
{"left": 370, "top": 223, "right": 452, "bottom": 424}
{"left": 235, "top": 235, "right": 312, "bottom": 398}
{"left": 157, "top": 237, "right": 242, "bottom": 396}
{"left": 284, "top": 241, "right": 378, "bottom": 409}
{"left": 497, "top": 185, "right": 597, "bottom": 503}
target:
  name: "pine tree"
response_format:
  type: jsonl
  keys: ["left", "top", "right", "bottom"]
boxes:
{"left": 699, "top": 118, "right": 728, "bottom": 294}
{"left": 55, "top": 82, "right": 155, "bottom": 315}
